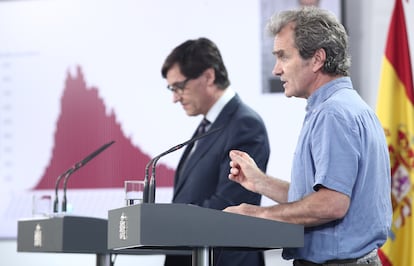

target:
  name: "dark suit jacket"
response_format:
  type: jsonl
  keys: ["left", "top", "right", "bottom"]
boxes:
{"left": 165, "top": 94, "right": 270, "bottom": 266}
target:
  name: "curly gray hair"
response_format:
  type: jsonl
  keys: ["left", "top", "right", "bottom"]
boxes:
{"left": 267, "top": 6, "right": 351, "bottom": 76}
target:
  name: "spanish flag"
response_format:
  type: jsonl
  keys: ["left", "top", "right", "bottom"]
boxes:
{"left": 376, "top": 0, "right": 414, "bottom": 265}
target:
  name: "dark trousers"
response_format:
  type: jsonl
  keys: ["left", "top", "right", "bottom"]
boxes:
{"left": 165, "top": 249, "right": 264, "bottom": 266}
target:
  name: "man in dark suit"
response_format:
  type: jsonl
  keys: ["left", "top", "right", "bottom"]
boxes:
{"left": 161, "top": 37, "right": 270, "bottom": 266}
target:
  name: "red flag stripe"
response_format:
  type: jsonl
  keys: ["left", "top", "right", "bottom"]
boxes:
{"left": 378, "top": 249, "right": 392, "bottom": 266}
{"left": 385, "top": 0, "right": 414, "bottom": 105}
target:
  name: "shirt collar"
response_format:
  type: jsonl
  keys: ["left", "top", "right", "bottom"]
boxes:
{"left": 205, "top": 88, "right": 235, "bottom": 123}
{"left": 306, "top": 77, "right": 353, "bottom": 112}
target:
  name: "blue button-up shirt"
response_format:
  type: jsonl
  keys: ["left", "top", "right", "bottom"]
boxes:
{"left": 282, "top": 77, "right": 392, "bottom": 263}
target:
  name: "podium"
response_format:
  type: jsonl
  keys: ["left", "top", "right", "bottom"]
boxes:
{"left": 17, "top": 216, "right": 112, "bottom": 266}
{"left": 108, "top": 203, "right": 304, "bottom": 266}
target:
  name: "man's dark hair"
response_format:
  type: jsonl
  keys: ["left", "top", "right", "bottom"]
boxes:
{"left": 161, "top": 37, "right": 230, "bottom": 90}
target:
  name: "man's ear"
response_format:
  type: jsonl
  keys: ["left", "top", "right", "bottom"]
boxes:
{"left": 203, "top": 68, "right": 216, "bottom": 85}
{"left": 312, "top": 48, "right": 326, "bottom": 72}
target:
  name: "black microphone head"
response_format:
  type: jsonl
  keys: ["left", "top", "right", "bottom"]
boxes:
{"left": 78, "top": 140, "right": 115, "bottom": 168}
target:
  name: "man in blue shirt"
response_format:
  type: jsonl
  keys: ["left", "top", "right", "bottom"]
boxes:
{"left": 224, "top": 7, "right": 392, "bottom": 266}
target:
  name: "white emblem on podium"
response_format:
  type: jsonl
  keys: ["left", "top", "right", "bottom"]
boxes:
{"left": 34, "top": 224, "right": 42, "bottom": 247}
{"left": 119, "top": 212, "right": 128, "bottom": 240}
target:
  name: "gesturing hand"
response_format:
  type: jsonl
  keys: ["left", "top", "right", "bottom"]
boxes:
{"left": 228, "top": 150, "right": 263, "bottom": 193}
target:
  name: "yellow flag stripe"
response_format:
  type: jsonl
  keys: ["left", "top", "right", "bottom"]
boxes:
{"left": 377, "top": 57, "right": 414, "bottom": 266}
{"left": 377, "top": 58, "right": 414, "bottom": 134}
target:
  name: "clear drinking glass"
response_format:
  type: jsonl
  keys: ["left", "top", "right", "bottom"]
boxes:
{"left": 124, "top": 180, "right": 144, "bottom": 206}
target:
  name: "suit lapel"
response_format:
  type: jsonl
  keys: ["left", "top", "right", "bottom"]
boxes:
{"left": 173, "top": 95, "right": 241, "bottom": 199}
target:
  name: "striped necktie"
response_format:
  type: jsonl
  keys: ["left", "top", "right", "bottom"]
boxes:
{"left": 196, "top": 118, "right": 210, "bottom": 136}
{"left": 178, "top": 118, "right": 211, "bottom": 176}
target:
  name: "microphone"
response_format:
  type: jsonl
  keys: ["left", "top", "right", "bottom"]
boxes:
{"left": 52, "top": 140, "right": 115, "bottom": 213}
{"left": 61, "top": 140, "right": 115, "bottom": 212}
{"left": 143, "top": 126, "right": 222, "bottom": 203}
{"left": 53, "top": 168, "right": 74, "bottom": 213}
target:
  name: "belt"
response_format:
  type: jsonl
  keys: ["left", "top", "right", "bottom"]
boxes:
{"left": 325, "top": 258, "right": 358, "bottom": 264}
{"left": 294, "top": 259, "right": 357, "bottom": 266}
{"left": 293, "top": 249, "right": 379, "bottom": 266}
